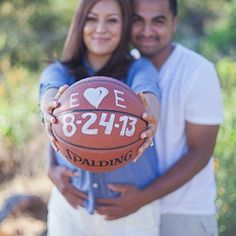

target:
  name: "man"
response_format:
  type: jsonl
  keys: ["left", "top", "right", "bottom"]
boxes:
{"left": 96, "top": 0, "right": 224, "bottom": 235}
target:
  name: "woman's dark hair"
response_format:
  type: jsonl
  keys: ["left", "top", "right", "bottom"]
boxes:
{"left": 61, "top": 0, "right": 134, "bottom": 80}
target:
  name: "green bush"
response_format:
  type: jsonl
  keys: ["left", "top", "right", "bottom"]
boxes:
{"left": 0, "top": 60, "right": 40, "bottom": 149}
{"left": 215, "top": 58, "right": 236, "bottom": 236}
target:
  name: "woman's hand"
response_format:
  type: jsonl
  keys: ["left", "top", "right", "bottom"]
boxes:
{"left": 43, "top": 85, "right": 69, "bottom": 151}
{"left": 134, "top": 93, "right": 158, "bottom": 161}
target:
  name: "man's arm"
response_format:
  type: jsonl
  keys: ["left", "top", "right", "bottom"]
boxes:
{"left": 96, "top": 122, "right": 220, "bottom": 220}
{"left": 141, "top": 122, "right": 219, "bottom": 201}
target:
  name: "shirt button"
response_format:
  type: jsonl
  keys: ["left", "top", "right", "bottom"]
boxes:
{"left": 92, "top": 183, "right": 99, "bottom": 188}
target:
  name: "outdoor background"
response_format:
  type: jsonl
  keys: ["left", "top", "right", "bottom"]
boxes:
{"left": 0, "top": 0, "right": 236, "bottom": 235}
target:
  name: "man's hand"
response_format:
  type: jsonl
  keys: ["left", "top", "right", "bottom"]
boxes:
{"left": 48, "top": 165, "right": 87, "bottom": 209}
{"left": 96, "top": 184, "right": 145, "bottom": 220}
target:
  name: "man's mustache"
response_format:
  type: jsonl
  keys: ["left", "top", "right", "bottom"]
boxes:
{"left": 136, "top": 35, "right": 159, "bottom": 41}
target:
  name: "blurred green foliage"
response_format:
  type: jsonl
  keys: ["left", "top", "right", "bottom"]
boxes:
{"left": 0, "top": 0, "right": 77, "bottom": 69}
{"left": 215, "top": 58, "right": 236, "bottom": 236}
{"left": 0, "top": 60, "right": 39, "bottom": 148}
{"left": 0, "top": 0, "right": 236, "bottom": 235}
{"left": 0, "top": 0, "right": 77, "bottom": 145}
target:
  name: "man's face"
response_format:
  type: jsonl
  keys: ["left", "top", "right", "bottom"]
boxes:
{"left": 131, "top": 0, "right": 178, "bottom": 58}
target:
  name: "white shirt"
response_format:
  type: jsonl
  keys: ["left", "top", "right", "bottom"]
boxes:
{"left": 155, "top": 44, "right": 224, "bottom": 215}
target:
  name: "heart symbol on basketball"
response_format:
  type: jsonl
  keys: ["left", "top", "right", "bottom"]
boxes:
{"left": 83, "top": 87, "right": 109, "bottom": 108}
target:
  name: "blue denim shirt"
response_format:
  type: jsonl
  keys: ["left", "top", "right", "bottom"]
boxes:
{"left": 39, "top": 58, "right": 160, "bottom": 213}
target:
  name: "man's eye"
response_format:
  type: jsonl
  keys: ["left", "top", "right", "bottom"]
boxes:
{"left": 155, "top": 20, "right": 164, "bottom": 23}
{"left": 153, "top": 17, "right": 165, "bottom": 24}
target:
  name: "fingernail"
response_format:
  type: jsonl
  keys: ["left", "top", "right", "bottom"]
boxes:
{"left": 150, "top": 139, "right": 154, "bottom": 147}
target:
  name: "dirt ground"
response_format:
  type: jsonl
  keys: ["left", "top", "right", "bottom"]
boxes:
{"left": 0, "top": 127, "right": 52, "bottom": 236}
{"left": 0, "top": 173, "right": 52, "bottom": 236}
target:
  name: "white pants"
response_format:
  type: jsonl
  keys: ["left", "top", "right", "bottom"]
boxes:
{"left": 47, "top": 188, "right": 160, "bottom": 236}
{"left": 160, "top": 213, "right": 218, "bottom": 236}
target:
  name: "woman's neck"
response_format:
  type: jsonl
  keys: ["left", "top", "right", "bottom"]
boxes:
{"left": 86, "top": 53, "right": 111, "bottom": 72}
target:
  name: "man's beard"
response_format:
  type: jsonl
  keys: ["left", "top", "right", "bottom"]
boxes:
{"left": 137, "top": 40, "right": 173, "bottom": 59}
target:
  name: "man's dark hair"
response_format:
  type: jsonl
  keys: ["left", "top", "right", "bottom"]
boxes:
{"left": 168, "top": 0, "right": 178, "bottom": 16}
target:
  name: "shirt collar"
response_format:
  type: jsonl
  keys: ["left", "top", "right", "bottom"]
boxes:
{"left": 83, "top": 57, "right": 96, "bottom": 76}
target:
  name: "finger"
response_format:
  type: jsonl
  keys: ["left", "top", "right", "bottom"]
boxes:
{"left": 107, "top": 184, "right": 130, "bottom": 193}
{"left": 101, "top": 209, "right": 125, "bottom": 221}
{"left": 96, "top": 198, "right": 118, "bottom": 205}
{"left": 105, "top": 217, "right": 117, "bottom": 221}
{"left": 135, "top": 139, "right": 153, "bottom": 161}
{"left": 45, "top": 100, "right": 59, "bottom": 113}
{"left": 96, "top": 206, "right": 118, "bottom": 215}
{"left": 45, "top": 124, "right": 59, "bottom": 151}
{"left": 44, "top": 112, "right": 56, "bottom": 124}
{"left": 105, "top": 210, "right": 133, "bottom": 221}
{"left": 149, "top": 138, "right": 154, "bottom": 147}
{"left": 140, "top": 128, "right": 153, "bottom": 139}
{"left": 141, "top": 113, "right": 157, "bottom": 139}
{"left": 142, "top": 112, "right": 157, "bottom": 126}
{"left": 62, "top": 167, "right": 80, "bottom": 178}
{"left": 54, "top": 85, "right": 69, "bottom": 100}
{"left": 48, "top": 136, "right": 59, "bottom": 152}
{"left": 133, "top": 153, "right": 142, "bottom": 162}
{"left": 75, "top": 198, "right": 85, "bottom": 208}
{"left": 138, "top": 138, "right": 153, "bottom": 153}
{"left": 65, "top": 195, "right": 85, "bottom": 208}
{"left": 137, "top": 93, "right": 148, "bottom": 110}
{"left": 50, "top": 141, "right": 59, "bottom": 152}
{"left": 66, "top": 198, "right": 79, "bottom": 209}
{"left": 106, "top": 215, "right": 124, "bottom": 221}
{"left": 67, "top": 186, "right": 88, "bottom": 200}
{"left": 45, "top": 123, "right": 55, "bottom": 140}
{"left": 69, "top": 188, "right": 87, "bottom": 200}
{"left": 61, "top": 185, "right": 87, "bottom": 202}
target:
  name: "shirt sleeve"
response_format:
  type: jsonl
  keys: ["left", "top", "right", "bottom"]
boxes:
{"left": 184, "top": 62, "right": 224, "bottom": 125}
{"left": 126, "top": 58, "right": 161, "bottom": 101}
{"left": 39, "top": 62, "right": 71, "bottom": 100}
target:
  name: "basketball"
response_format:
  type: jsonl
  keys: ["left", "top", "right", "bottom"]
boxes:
{"left": 52, "top": 76, "right": 147, "bottom": 172}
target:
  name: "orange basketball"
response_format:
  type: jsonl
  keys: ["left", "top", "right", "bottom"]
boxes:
{"left": 52, "top": 76, "right": 147, "bottom": 172}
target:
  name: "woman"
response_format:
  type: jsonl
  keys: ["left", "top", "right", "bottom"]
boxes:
{"left": 39, "top": 0, "right": 161, "bottom": 235}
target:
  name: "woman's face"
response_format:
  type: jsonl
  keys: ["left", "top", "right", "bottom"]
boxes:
{"left": 83, "top": 0, "right": 122, "bottom": 59}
